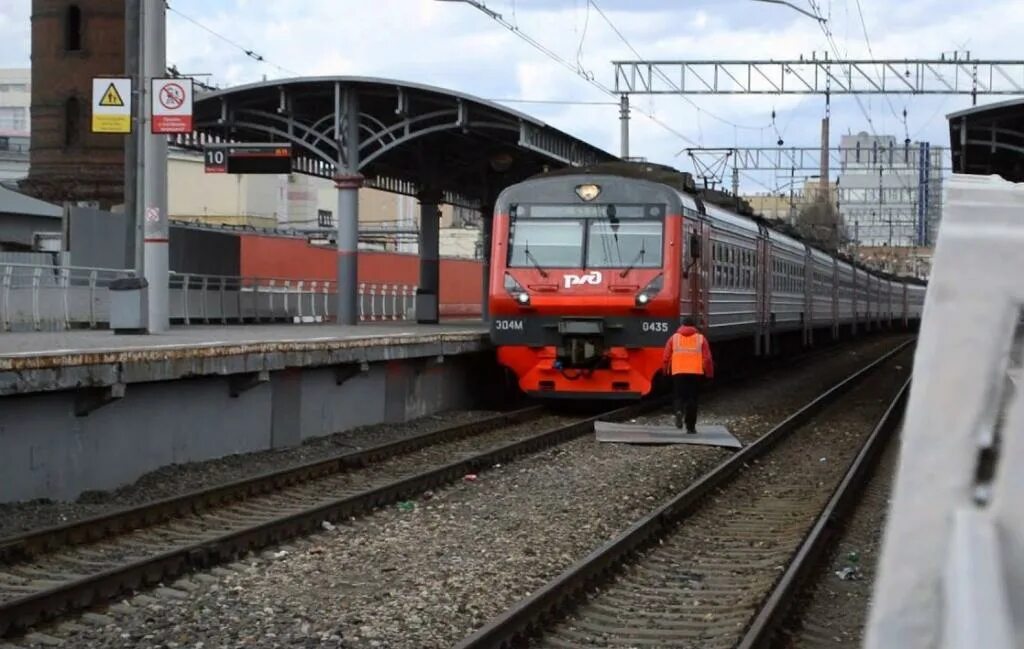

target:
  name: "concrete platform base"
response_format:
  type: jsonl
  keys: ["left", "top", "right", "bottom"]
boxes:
{"left": 0, "top": 322, "right": 497, "bottom": 503}
{"left": 594, "top": 422, "right": 742, "bottom": 448}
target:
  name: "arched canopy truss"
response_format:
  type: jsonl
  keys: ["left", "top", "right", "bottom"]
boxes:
{"left": 176, "top": 76, "right": 614, "bottom": 207}
{"left": 172, "top": 76, "right": 616, "bottom": 325}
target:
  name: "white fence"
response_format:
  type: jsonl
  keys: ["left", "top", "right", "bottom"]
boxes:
{"left": 0, "top": 261, "right": 418, "bottom": 331}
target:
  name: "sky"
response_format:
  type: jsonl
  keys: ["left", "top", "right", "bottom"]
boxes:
{"left": 1, "top": 0, "right": 1021, "bottom": 195}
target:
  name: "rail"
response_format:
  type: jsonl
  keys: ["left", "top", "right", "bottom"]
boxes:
{"left": 456, "top": 340, "right": 913, "bottom": 649}
{"left": 0, "top": 261, "right": 418, "bottom": 331}
{"left": 0, "top": 402, "right": 657, "bottom": 636}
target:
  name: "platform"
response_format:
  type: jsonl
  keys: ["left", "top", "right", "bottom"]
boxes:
{"left": 0, "top": 322, "right": 494, "bottom": 502}
{"left": 0, "top": 321, "right": 489, "bottom": 395}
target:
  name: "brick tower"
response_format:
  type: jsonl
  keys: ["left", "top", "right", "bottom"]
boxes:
{"left": 24, "top": 0, "right": 125, "bottom": 208}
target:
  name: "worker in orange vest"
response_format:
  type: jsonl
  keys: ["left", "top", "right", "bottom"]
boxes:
{"left": 661, "top": 315, "right": 714, "bottom": 432}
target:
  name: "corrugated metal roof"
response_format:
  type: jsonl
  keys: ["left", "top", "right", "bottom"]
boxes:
{"left": 0, "top": 184, "right": 61, "bottom": 218}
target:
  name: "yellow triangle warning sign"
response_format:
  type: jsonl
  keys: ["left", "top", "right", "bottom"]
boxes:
{"left": 99, "top": 83, "right": 125, "bottom": 107}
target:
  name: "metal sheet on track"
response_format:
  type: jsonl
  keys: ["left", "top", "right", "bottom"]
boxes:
{"left": 594, "top": 421, "right": 742, "bottom": 448}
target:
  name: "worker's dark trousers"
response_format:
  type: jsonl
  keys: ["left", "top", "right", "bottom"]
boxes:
{"left": 672, "top": 374, "right": 701, "bottom": 431}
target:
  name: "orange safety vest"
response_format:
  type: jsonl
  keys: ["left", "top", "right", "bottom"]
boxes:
{"left": 670, "top": 332, "right": 705, "bottom": 375}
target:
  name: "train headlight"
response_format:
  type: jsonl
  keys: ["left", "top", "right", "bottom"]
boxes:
{"left": 634, "top": 274, "right": 663, "bottom": 308}
{"left": 505, "top": 274, "right": 531, "bottom": 306}
{"left": 575, "top": 184, "right": 601, "bottom": 201}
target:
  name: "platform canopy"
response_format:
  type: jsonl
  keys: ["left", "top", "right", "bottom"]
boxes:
{"left": 949, "top": 98, "right": 1024, "bottom": 181}
{"left": 181, "top": 76, "right": 616, "bottom": 205}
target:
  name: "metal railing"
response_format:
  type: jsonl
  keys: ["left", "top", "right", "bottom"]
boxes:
{"left": 0, "top": 262, "right": 133, "bottom": 332}
{"left": 0, "top": 261, "right": 419, "bottom": 331}
{"left": 168, "top": 273, "right": 417, "bottom": 324}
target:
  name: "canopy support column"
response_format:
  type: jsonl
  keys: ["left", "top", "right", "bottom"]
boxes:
{"left": 334, "top": 173, "right": 362, "bottom": 325}
{"left": 416, "top": 190, "right": 442, "bottom": 324}
{"left": 335, "top": 83, "right": 361, "bottom": 326}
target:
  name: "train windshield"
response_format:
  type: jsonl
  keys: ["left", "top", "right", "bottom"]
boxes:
{"left": 586, "top": 221, "right": 662, "bottom": 268}
{"left": 507, "top": 204, "right": 664, "bottom": 270}
{"left": 507, "top": 219, "right": 584, "bottom": 268}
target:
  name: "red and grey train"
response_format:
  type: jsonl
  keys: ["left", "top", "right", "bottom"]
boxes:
{"left": 488, "top": 163, "right": 926, "bottom": 399}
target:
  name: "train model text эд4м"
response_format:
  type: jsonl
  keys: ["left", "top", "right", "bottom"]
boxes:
{"left": 488, "top": 162, "right": 926, "bottom": 399}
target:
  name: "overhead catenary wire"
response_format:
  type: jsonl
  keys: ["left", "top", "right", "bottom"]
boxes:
{"left": 446, "top": 0, "right": 781, "bottom": 195}
{"left": 165, "top": 1, "right": 302, "bottom": 80}
{"left": 589, "top": 0, "right": 770, "bottom": 132}
{"left": 850, "top": 0, "right": 905, "bottom": 127}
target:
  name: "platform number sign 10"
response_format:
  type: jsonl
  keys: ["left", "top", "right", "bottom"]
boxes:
{"left": 205, "top": 148, "right": 227, "bottom": 173}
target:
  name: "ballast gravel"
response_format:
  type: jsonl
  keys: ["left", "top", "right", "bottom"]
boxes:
{"left": 0, "top": 409, "right": 495, "bottom": 539}
{"left": 775, "top": 427, "right": 902, "bottom": 648}
{"left": 44, "top": 335, "right": 911, "bottom": 649}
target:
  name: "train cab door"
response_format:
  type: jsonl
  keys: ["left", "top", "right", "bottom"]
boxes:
{"left": 683, "top": 215, "right": 710, "bottom": 330}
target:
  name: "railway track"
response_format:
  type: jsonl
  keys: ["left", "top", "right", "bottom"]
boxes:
{"left": 0, "top": 403, "right": 659, "bottom": 637}
{"left": 456, "top": 340, "right": 913, "bottom": 649}
{"left": 764, "top": 421, "right": 902, "bottom": 649}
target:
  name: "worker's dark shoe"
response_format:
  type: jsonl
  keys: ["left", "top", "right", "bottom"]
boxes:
{"left": 674, "top": 412, "right": 684, "bottom": 429}
{"left": 686, "top": 426, "right": 698, "bottom": 435}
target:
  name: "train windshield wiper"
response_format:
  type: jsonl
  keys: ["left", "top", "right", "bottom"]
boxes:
{"left": 524, "top": 243, "right": 549, "bottom": 278}
{"left": 619, "top": 243, "right": 647, "bottom": 277}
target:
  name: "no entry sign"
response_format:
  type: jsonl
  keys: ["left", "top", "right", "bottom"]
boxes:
{"left": 152, "top": 78, "right": 194, "bottom": 134}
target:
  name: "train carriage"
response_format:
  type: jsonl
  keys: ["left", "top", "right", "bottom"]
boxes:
{"left": 704, "top": 204, "right": 760, "bottom": 339}
{"left": 488, "top": 162, "right": 925, "bottom": 399}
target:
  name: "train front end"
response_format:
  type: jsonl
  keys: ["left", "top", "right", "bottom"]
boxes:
{"left": 488, "top": 174, "right": 684, "bottom": 399}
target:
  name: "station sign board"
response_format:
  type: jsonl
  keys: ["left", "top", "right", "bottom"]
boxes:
{"left": 152, "top": 78, "right": 194, "bottom": 134}
{"left": 203, "top": 143, "right": 293, "bottom": 174}
{"left": 91, "top": 77, "right": 132, "bottom": 134}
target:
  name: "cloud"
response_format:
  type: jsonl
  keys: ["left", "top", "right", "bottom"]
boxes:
{"left": 1, "top": 0, "right": 1022, "bottom": 193}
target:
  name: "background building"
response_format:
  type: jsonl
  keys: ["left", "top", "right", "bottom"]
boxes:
{"left": 836, "top": 132, "right": 944, "bottom": 247}
{"left": 166, "top": 150, "right": 482, "bottom": 259}
{"left": 0, "top": 68, "right": 31, "bottom": 182}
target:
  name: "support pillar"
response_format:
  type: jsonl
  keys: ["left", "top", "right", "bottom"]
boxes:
{"left": 416, "top": 191, "right": 441, "bottom": 324}
{"left": 335, "top": 174, "right": 362, "bottom": 325}
{"left": 480, "top": 207, "right": 493, "bottom": 321}
{"left": 141, "top": 0, "right": 168, "bottom": 332}
{"left": 334, "top": 84, "right": 361, "bottom": 326}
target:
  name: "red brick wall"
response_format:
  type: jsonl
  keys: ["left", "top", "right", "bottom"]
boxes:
{"left": 239, "top": 235, "right": 483, "bottom": 317}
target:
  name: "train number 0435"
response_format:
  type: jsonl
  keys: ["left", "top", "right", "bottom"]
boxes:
{"left": 642, "top": 321, "right": 669, "bottom": 333}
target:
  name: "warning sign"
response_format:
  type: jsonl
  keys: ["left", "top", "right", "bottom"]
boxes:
{"left": 99, "top": 83, "right": 125, "bottom": 107}
{"left": 152, "top": 78, "right": 194, "bottom": 134}
{"left": 91, "top": 77, "right": 132, "bottom": 134}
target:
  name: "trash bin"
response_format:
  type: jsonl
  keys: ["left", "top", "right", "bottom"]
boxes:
{"left": 109, "top": 277, "right": 149, "bottom": 334}
{"left": 415, "top": 288, "right": 438, "bottom": 324}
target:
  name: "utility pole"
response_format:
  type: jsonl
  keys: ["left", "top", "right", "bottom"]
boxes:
{"left": 879, "top": 165, "right": 886, "bottom": 249}
{"left": 140, "top": 0, "right": 169, "bottom": 331}
{"left": 619, "top": 94, "right": 630, "bottom": 159}
{"left": 124, "top": 0, "right": 141, "bottom": 272}
{"left": 788, "top": 166, "right": 796, "bottom": 222}
{"left": 820, "top": 92, "right": 830, "bottom": 202}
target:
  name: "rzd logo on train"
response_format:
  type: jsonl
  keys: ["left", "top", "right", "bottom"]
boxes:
{"left": 563, "top": 270, "right": 603, "bottom": 289}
